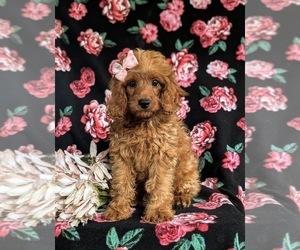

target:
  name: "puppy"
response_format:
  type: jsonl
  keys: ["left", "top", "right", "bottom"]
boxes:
{"left": 103, "top": 49, "right": 200, "bottom": 223}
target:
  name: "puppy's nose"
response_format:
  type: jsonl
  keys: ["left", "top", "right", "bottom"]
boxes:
{"left": 138, "top": 99, "right": 150, "bottom": 109}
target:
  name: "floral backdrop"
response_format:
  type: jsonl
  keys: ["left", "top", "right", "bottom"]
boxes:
{"left": 245, "top": 0, "right": 300, "bottom": 249}
{"left": 55, "top": 0, "right": 245, "bottom": 249}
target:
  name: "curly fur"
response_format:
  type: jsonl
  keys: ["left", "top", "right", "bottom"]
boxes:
{"left": 103, "top": 49, "right": 201, "bottom": 223}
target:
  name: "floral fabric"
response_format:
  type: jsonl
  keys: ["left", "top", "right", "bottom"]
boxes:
{"left": 55, "top": 0, "right": 245, "bottom": 249}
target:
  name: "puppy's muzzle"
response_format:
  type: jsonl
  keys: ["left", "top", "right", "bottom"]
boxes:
{"left": 138, "top": 99, "right": 150, "bottom": 109}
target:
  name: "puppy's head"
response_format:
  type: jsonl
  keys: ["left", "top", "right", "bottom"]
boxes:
{"left": 107, "top": 48, "right": 187, "bottom": 120}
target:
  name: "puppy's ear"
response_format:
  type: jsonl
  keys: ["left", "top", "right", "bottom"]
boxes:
{"left": 107, "top": 77, "right": 127, "bottom": 119}
{"left": 161, "top": 73, "right": 188, "bottom": 114}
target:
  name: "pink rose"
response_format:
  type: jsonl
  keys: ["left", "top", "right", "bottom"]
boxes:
{"left": 248, "top": 86, "right": 287, "bottom": 111}
{"left": 286, "top": 44, "right": 300, "bottom": 61}
{"left": 190, "top": 0, "right": 212, "bottom": 9}
{"left": 236, "top": 117, "right": 245, "bottom": 130}
{"left": 68, "top": 2, "right": 87, "bottom": 20}
{"left": 140, "top": 23, "right": 158, "bottom": 43}
{"left": 41, "top": 104, "right": 55, "bottom": 133}
{"left": 212, "top": 86, "right": 237, "bottom": 111}
{"left": 80, "top": 67, "right": 95, "bottom": 86}
{"left": 206, "top": 60, "right": 230, "bottom": 80}
{"left": 245, "top": 125, "right": 256, "bottom": 147}
{"left": 245, "top": 215, "right": 256, "bottom": 224}
{"left": 160, "top": 10, "right": 182, "bottom": 32}
{"left": 0, "top": 117, "right": 27, "bottom": 137}
{"left": 23, "top": 80, "right": 54, "bottom": 98}
{"left": 155, "top": 222, "right": 186, "bottom": 246}
{"left": 55, "top": 116, "right": 72, "bottom": 137}
{"left": 167, "top": 0, "right": 185, "bottom": 15}
{"left": 245, "top": 95, "right": 261, "bottom": 113}
{"left": 77, "top": 29, "right": 104, "bottom": 56}
{"left": 116, "top": 248, "right": 128, "bottom": 250}
{"left": 220, "top": 0, "right": 240, "bottom": 10}
{"left": 55, "top": 19, "right": 64, "bottom": 38}
{"left": 201, "top": 177, "right": 219, "bottom": 190}
{"left": 18, "top": 144, "right": 43, "bottom": 155}
{"left": 245, "top": 60, "right": 276, "bottom": 80}
{"left": 105, "top": 89, "right": 112, "bottom": 104}
{"left": 55, "top": 221, "right": 71, "bottom": 237}
{"left": 190, "top": 20, "right": 207, "bottom": 36}
{"left": 236, "top": 186, "right": 245, "bottom": 207}
{"left": 245, "top": 192, "right": 280, "bottom": 210}
{"left": 200, "top": 95, "right": 222, "bottom": 113}
{"left": 286, "top": 186, "right": 300, "bottom": 212}
{"left": 222, "top": 151, "right": 240, "bottom": 172}
{"left": 190, "top": 121, "right": 217, "bottom": 157}
{"left": 245, "top": 178, "right": 258, "bottom": 190}
{"left": 66, "top": 144, "right": 82, "bottom": 155}
{"left": 99, "top": 0, "right": 131, "bottom": 24}
{"left": 80, "top": 100, "right": 110, "bottom": 142}
{"left": 176, "top": 97, "right": 190, "bottom": 120}
{"left": 287, "top": 117, "right": 300, "bottom": 131}
{"left": 199, "top": 31, "right": 218, "bottom": 48}
{"left": 55, "top": 47, "right": 71, "bottom": 72}
{"left": 236, "top": 44, "right": 245, "bottom": 61}
{"left": 193, "top": 193, "right": 232, "bottom": 210}
{"left": 0, "top": 47, "right": 25, "bottom": 72}
{"left": 70, "top": 80, "right": 91, "bottom": 98}
{"left": 207, "top": 16, "right": 232, "bottom": 40}
{"left": 167, "top": 49, "right": 198, "bottom": 87}
{"left": 35, "top": 29, "right": 56, "bottom": 53}
{"left": 261, "top": 0, "right": 291, "bottom": 10}
{"left": 41, "top": 67, "right": 55, "bottom": 84}
{"left": 0, "top": 222, "right": 24, "bottom": 238}
{"left": 245, "top": 16, "right": 279, "bottom": 46}
{"left": 0, "top": 19, "right": 14, "bottom": 39}
{"left": 21, "top": 2, "right": 51, "bottom": 20}
{"left": 264, "top": 151, "right": 292, "bottom": 172}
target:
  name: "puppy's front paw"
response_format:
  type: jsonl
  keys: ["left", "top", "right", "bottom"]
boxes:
{"left": 143, "top": 209, "right": 174, "bottom": 223}
{"left": 103, "top": 206, "right": 132, "bottom": 221}
{"left": 174, "top": 194, "right": 192, "bottom": 208}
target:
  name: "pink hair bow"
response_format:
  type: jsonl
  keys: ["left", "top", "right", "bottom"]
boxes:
{"left": 111, "top": 50, "right": 139, "bottom": 81}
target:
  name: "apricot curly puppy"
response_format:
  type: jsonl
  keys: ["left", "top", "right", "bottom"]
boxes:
{"left": 103, "top": 48, "right": 201, "bottom": 223}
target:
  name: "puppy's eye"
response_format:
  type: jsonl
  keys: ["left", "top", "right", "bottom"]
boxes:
{"left": 152, "top": 80, "right": 160, "bottom": 87}
{"left": 127, "top": 81, "right": 137, "bottom": 88}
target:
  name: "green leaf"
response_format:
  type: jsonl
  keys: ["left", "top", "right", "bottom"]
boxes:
{"left": 152, "top": 39, "right": 162, "bottom": 47}
{"left": 227, "top": 74, "right": 236, "bottom": 84}
{"left": 157, "top": 2, "right": 167, "bottom": 9}
{"left": 208, "top": 44, "right": 219, "bottom": 55}
{"left": 246, "top": 43, "right": 258, "bottom": 55}
{"left": 172, "top": 239, "right": 191, "bottom": 250}
{"left": 283, "top": 143, "right": 298, "bottom": 154}
{"left": 120, "top": 228, "right": 144, "bottom": 248}
{"left": 271, "top": 145, "right": 284, "bottom": 153}
{"left": 283, "top": 233, "right": 292, "bottom": 250}
{"left": 255, "top": 181, "right": 266, "bottom": 188}
{"left": 217, "top": 182, "right": 224, "bottom": 188}
{"left": 203, "top": 151, "right": 213, "bottom": 163}
{"left": 234, "top": 143, "right": 244, "bottom": 154}
{"left": 229, "top": 68, "right": 237, "bottom": 74}
{"left": 240, "top": 37, "right": 245, "bottom": 45}
{"left": 275, "top": 68, "right": 288, "bottom": 74}
{"left": 258, "top": 41, "right": 271, "bottom": 51}
{"left": 10, "top": 33, "right": 23, "bottom": 45}
{"left": 199, "top": 157, "right": 205, "bottom": 171}
{"left": 233, "top": 233, "right": 245, "bottom": 250}
{"left": 182, "top": 40, "right": 194, "bottom": 50}
{"left": 80, "top": 0, "right": 89, "bottom": 3}
{"left": 291, "top": 241, "right": 300, "bottom": 249}
{"left": 106, "top": 227, "right": 120, "bottom": 250}
{"left": 190, "top": 234, "right": 206, "bottom": 250}
{"left": 61, "top": 33, "right": 70, "bottom": 45}
{"left": 272, "top": 74, "right": 286, "bottom": 84}
{"left": 0, "top": 0, "right": 7, "bottom": 7}
{"left": 136, "top": 0, "right": 148, "bottom": 4}
{"left": 127, "top": 26, "right": 140, "bottom": 34}
{"left": 100, "top": 32, "right": 107, "bottom": 40}
{"left": 226, "top": 145, "right": 235, "bottom": 153}
{"left": 14, "top": 106, "right": 28, "bottom": 116}
{"left": 137, "top": 19, "right": 145, "bottom": 28}
{"left": 193, "top": 197, "right": 206, "bottom": 203}
{"left": 7, "top": 109, "right": 14, "bottom": 118}
{"left": 55, "top": 0, "right": 59, "bottom": 7}
{"left": 63, "top": 25, "right": 69, "bottom": 32}
{"left": 62, "top": 227, "right": 80, "bottom": 241}
{"left": 130, "top": 0, "right": 136, "bottom": 10}
{"left": 175, "top": 39, "right": 183, "bottom": 51}
{"left": 104, "top": 39, "right": 117, "bottom": 48}
{"left": 64, "top": 106, "right": 73, "bottom": 116}
{"left": 199, "top": 86, "right": 210, "bottom": 96}
{"left": 11, "top": 227, "right": 39, "bottom": 241}
{"left": 12, "top": 25, "right": 22, "bottom": 32}
{"left": 218, "top": 41, "right": 227, "bottom": 52}
{"left": 59, "top": 109, "right": 64, "bottom": 118}
{"left": 293, "top": 37, "right": 300, "bottom": 45}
